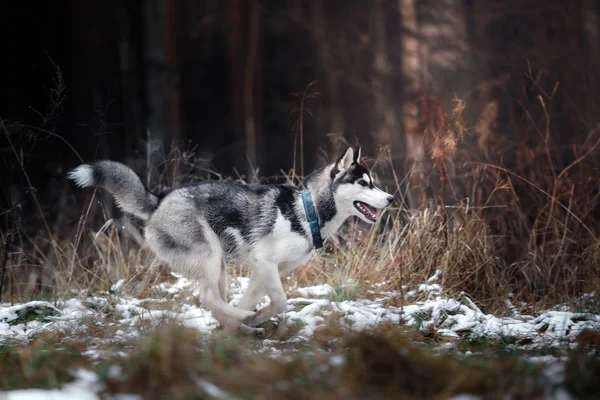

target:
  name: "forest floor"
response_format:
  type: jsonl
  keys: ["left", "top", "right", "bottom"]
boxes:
{"left": 1, "top": 265, "right": 600, "bottom": 400}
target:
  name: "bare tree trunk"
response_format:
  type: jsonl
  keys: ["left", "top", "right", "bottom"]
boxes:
{"left": 225, "top": 0, "right": 262, "bottom": 180}
{"left": 225, "top": 0, "right": 246, "bottom": 133}
{"left": 371, "top": 0, "right": 400, "bottom": 164}
{"left": 243, "top": 1, "right": 261, "bottom": 180}
{"left": 165, "top": 0, "right": 182, "bottom": 151}
{"left": 311, "top": 0, "right": 344, "bottom": 158}
{"left": 583, "top": 0, "right": 599, "bottom": 68}
{"left": 143, "top": 0, "right": 169, "bottom": 188}
{"left": 399, "top": 0, "right": 426, "bottom": 209}
{"left": 420, "top": 0, "right": 472, "bottom": 95}
{"left": 420, "top": 0, "right": 479, "bottom": 202}
{"left": 115, "top": 1, "right": 144, "bottom": 164}
{"left": 582, "top": 0, "right": 598, "bottom": 124}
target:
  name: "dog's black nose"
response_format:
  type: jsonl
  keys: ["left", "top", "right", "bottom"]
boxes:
{"left": 387, "top": 196, "right": 394, "bottom": 206}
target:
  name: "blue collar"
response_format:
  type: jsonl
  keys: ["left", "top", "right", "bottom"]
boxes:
{"left": 301, "top": 189, "right": 324, "bottom": 250}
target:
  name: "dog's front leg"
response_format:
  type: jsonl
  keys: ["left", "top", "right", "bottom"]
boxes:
{"left": 278, "top": 255, "right": 311, "bottom": 275}
{"left": 237, "top": 273, "right": 267, "bottom": 312}
{"left": 244, "top": 263, "right": 287, "bottom": 327}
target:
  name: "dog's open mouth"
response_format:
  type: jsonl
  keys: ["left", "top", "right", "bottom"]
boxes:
{"left": 353, "top": 201, "right": 380, "bottom": 222}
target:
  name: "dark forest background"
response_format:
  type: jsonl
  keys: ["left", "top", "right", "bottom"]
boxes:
{"left": 1, "top": 1, "right": 600, "bottom": 299}
{"left": 3, "top": 0, "right": 599, "bottom": 195}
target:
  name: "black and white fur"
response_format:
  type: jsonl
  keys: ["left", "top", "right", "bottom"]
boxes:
{"left": 68, "top": 146, "right": 393, "bottom": 336}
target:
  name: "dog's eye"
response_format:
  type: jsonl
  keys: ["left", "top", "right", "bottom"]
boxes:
{"left": 357, "top": 179, "right": 369, "bottom": 187}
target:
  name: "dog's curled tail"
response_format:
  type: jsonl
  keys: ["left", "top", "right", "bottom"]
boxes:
{"left": 68, "top": 161, "right": 158, "bottom": 221}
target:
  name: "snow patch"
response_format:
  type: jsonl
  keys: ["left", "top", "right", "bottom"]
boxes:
{"left": 296, "top": 284, "right": 334, "bottom": 297}
{"left": 3, "top": 369, "right": 100, "bottom": 400}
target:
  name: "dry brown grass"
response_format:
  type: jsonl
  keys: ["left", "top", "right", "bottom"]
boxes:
{"left": 291, "top": 94, "right": 600, "bottom": 314}
{"left": 2, "top": 64, "right": 600, "bottom": 399}
{"left": 5, "top": 316, "right": 600, "bottom": 398}
{"left": 0, "top": 333, "right": 89, "bottom": 391}
{"left": 0, "top": 322, "right": 553, "bottom": 399}
{"left": 291, "top": 206, "right": 507, "bottom": 311}
{"left": 1, "top": 87, "right": 599, "bottom": 316}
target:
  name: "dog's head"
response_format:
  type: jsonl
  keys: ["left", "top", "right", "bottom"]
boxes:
{"left": 327, "top": 146, "right": 394, "bottom": 224}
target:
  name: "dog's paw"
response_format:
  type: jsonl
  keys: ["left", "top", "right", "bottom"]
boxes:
{"left": 252, "top": 327, "right": 267, "bottom": 339}
{"left": 238, "top": 323, "right": 266, "bottom": 339}
{"left": 242, "top": 311, "right": 261, "bottom": 326}
{"left": 244, "top": 315, "right": 263, "bottom": 328}
{"left": 239, "top": 310, "right": 256, "bottom": 322}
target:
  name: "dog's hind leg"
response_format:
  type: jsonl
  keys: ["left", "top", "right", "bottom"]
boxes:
{"left": 238, "top": 257, "right": 311, "bottom": 320}
{"left": 236, "top": 274, "right": 266, "bottom": 311}
{"left": 146, "top": 218, "right": 263, "bottom": 335}
{"left": 197, "top": 269, "right": 255, "bottom": 329}
{"left": 238, "top": 257, "right": 309, "bottom": 312}
{"left": 218, "top": 260, "right": 228, "bottom": 302}
{"left": 244, "top": 263, "right": 288, "bottom": 327}
{"left": 213, "top": 261, "right": 266, "bottom": 337}
{"left": 213, "top": 259, "right": 266, "bottom": 335}
{"left": 170, "top": 249, "right": 255, "bottom": 331}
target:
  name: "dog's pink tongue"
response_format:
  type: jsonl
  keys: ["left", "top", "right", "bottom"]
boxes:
{"left": 372, "top": 209, "right": 380, "bottom": 222}
{"left": 363, "top": 203, "right": 379, "bottom": 221}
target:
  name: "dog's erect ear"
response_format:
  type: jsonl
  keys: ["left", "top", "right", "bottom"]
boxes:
{"left": 336, "top": 146, "right": 354, "bottom": 172}
{"left": 353, "top": 146, "right": 361, "bottom": 164}
{"left": 330, "top": 147, "right": 355, "bottom": 180}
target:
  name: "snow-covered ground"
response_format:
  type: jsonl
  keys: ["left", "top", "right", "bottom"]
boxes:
{"left": 3, "top": 370, "right": 102, "bottom": 400}
{"left": 1, "top": 271, "right": 599, "bottom": 399}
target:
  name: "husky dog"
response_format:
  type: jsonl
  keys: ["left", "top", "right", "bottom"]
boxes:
{"left": 68, "top": 146, "right": 393, "bottom": 336}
